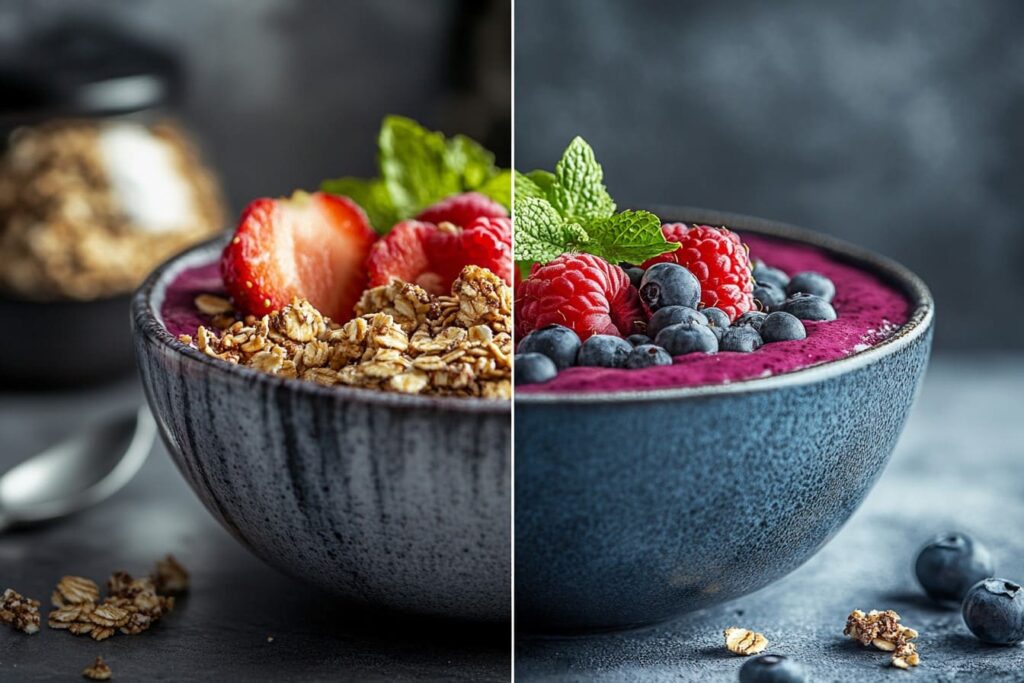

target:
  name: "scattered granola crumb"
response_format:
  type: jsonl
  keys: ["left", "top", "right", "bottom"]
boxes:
{"left": 267, "top": 635, "right": 274, "bottom": 643}
{"left": 184, "top": 265, "right": 512, "bottom": 398}
{"left": 194, "top": 293, "right": 233, "bottom": 315}
{"left": 152, "top": 555, "right": 190, "bottom": 594}
{"left": 723, "top": 626, "right": 768, "bottom": 655}
{"left": 82, "top": 656, "right": 112, "bottom": 681}
{"left": 0, "top": 588, "right": 41, "bottom": 634}
{"left": 53, "top": 575, "right": 101, "bottom": 607}
{"left": 844, "top": 609, "right": 920, "bottom": 668}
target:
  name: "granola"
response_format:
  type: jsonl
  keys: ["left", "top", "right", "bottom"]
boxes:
{"left": 182, "top": 265, "right": 512, "bottom": 398}
{"left": 82, "top": 656, "right": 112, "bottom": 681}
{"left": 723, "top": 626, "right": 769, "bottom": 656}
{"left": 844, "top": 609, "right": 921, "bottom": 669}
{"left": 0, "top": 588, "right": 40, "bottom": 634}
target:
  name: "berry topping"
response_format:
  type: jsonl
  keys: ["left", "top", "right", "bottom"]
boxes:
{"left": 780, "top": 293, "right": 837, "bottom": 321}
{"left": 760, "top": 312, "right": 807, "bottom": 343}
{"left": 753, "top": 283, "right": 786, "bottom": 311}
{"left": 625, "top": 344, "right": 673, "bottom": 369}
{"left": 962, "top": 579, "right": 1024, "bottom": 645}
{"left": 515, "top": 253, "right": 645, "bottom": 341}
{"left": 721, "top": 326, "right": 764, "bottom": 353}
{"left": 642, "top": 224, "right": 755, "bottom": 321}
{"left": 701, "top": 307, "right": 731, "bottom": 330}
{"left": 752, "top": 261, "right": 790, "bottom": 290}
{"left": 576, "top": 334, "right": 633, "bottom": 368}
{"left": 414, "top": 191, "right": 508, "bottom": 227}
{"left": 220, "top": 191, "right": 377, "bottom": 322}
{"left": 627, "top": 334, "right": 653, "bottom": 347}
{"left": 787, "top": 271, "right": 836, "bottom": 303}
{"left": 623, "top": 266, "right": 645, "bottom": 289}
{"left": 739, "top": 654, "right": 807, "bottom": 683}
{"left": 654, "top": 321, "right": 719, "bottom": 356}
{"left": 516, "top": 324, "right": 582, "bottom": 371}
{"left": 647, "top": 306, "right": 708, "bottom": 339}
{"left": 514, "top": 352, "right": 558, "bottom": 386}
{"left": 638, "top": 262, "right": 701, "bottom": 312}
{"left": 366, "top": 216, "right": 512, "bottom": 295}
{"left": 734, "top": 311, "right": 768, "bottom": 331}
{"left": 915, "top": 533, "right": 994, "bottom": 603}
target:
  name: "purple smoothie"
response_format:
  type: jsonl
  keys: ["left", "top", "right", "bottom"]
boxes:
{"left": 517, "top": 233, "right": 911, "bottom": 394}
{"left": 161, "top": 261, "right": 225, "bottom": 338}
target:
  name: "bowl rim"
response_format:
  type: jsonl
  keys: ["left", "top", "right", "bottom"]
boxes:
{"left": 131, "top": 236, "right": 511, "bottom": 415}
{"left": 517, "top": 206, "right": 934, "bottom": 405}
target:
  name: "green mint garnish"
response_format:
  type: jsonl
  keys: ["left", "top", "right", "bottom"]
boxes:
{"left": 512, "top": 137, "right": 677, "bottom": 265}
{"left": 322, "top": 116, "right": 510, "bottom": 233}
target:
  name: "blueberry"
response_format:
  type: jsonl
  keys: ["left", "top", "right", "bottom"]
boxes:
{"left": 753, "top": 283, "right": 786, "bottom": 311}
{"left": 780, "top": 293, "right": 837, "bottom": 322}
{"left": 625, "top": 344, "right": 673, "bottom": 369}
{"left": 627, "top": 334, "right": 652, "bottom": 347}
{"left": 962, "top": 579, "right": 1024, "bottom": 645}
{"left": 517, "top": 324, "right": 581, "bottom": 370}
{"left": 576, "top": 335, "right": 633, "bottom": 368}
{"left": 739, "top": 654, "right": 807, "bottom": 683}
{"left": 654, "top": 321, "right": 719, "bottom": 355}
{"left": 647, "top": 306, "right": 708, "bottom": 338}
{"left": 787, "top": 271, "right": 835, "bottom": 303}
{"left": 623, "top": 266, "right": 645, "bottom": 289}
{"left": 753, "top": 263, "right": 790, "bottom": 290}
{"left": 915, "top": 533, "right": 995, "bottom": 603}
{"left": 760, "top": 312, "right": 807, "bottom": 343}
{"left": 514, "top": 353, "right": 557, "bottom": 385}
{"left": 702, "top": 307, "right": 731, "bottom": 329}
{"left": 734, "top": 311, "right": 768, "bottom": 331}
{"left": 639, "top": 263, "right": 701, "bottom": 311}
{"left": 720, "top": 326, "right": 763, "bottom": 353}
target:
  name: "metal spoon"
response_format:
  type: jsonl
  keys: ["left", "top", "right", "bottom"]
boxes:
{"left": 0, "top": 408, "right": 155, "bottom": 532}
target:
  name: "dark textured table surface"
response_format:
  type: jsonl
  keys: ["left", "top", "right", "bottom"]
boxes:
{"left": 0, "top": 376, "right": 510, "bottom": 682}
{"left": 516, "top": 355, "right": 1024, "bottom": 682}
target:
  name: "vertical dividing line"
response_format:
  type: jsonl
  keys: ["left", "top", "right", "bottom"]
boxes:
{"left": 509, "top": 0, "right": 517, "bottom": 675}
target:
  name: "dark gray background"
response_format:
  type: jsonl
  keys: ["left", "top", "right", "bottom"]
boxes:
{"left": 516, "top": 0, "right": 1024, "bottom": 351}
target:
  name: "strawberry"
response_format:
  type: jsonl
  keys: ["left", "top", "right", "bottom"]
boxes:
{"left": 220, "top": 191, "right": 377, "bottom": 322}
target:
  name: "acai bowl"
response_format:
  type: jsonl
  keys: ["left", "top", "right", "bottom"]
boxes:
{"left": 512, "top": 140, "right": 937, "bottom": 634}
{"left": 133, "top": 117, "right": 514, "bottom": 621}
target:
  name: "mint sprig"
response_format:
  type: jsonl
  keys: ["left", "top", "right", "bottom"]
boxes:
{"left": 322, "top": 116, "right": 511, "bottom": 233}
{"left": 512, "top": 137, "right": 677, "bottom": 265}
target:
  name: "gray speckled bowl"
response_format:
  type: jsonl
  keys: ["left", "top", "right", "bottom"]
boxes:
{"left": 131, "top": 241, "right": 510, "bottom": 621}
{"left": 515, "top": 208, "right": 934, "bottom": 633}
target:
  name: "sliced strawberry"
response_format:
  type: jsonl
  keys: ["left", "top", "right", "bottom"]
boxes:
{"left": 220, "top": 191, "right": 377, "bottom": 322}
{"left": 414, "top": 192, "right": 508, "bottom": 227}
{"left": 366, "top": 216, "right": 512, "bottom": 295}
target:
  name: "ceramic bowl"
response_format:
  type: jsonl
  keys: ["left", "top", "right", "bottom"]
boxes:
{"left": 131, "top": 239, "right": 511, "bottom": 621}
{"left": 515, "top": 208, "right": 934, "bottom": 632}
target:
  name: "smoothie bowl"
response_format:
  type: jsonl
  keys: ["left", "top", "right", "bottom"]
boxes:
{"left": 132, "top": 118, "right": 514, "bottom": 620}
{"left": 512, "top": 141, "right": 933, "bottom": 632}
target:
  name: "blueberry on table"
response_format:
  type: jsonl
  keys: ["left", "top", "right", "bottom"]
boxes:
{"left": 734, "top": 311, "right": 768, "bottom": 331}
{"left": 654, "top": 321, "right": 719, "bottom": 355}
{"left": 753, "top": 263, "right": 790, "bottom": 290}
{"left": 915, "top": 532, "right": 995, "bottom": 603}
{"left": 647, "top": 305, "right": 708, "bottom": 338}
{"left": 702, "top": 307, "right": 731, "bottom": 330}
{"left": 627, "top": 334, "right": 652, "bottom": 347}
{"left": 639, "top": 263, "right": 701, "bottom": 311}
{"left": 739, "top": 654, "right": 806, "bottom": 683}
{"left": 517, "top": 324, "right": 581, "bottom": 370}
{"left": 576, "top": 334, "right": 633, "bottom": 368}
{"left": 753, "top": 283, "right": 786, "bottom": 311}
{"left": 625, "top": 344, "right": 673, "bottom": 369}
{"left": 760, "top": 312, "right": 807, "bottom": 343}
{"left": 623, "top": 266, "right": 645, "bottom": 289}
{"left": 780, "top": 293, "right": 837, "bottom": 322}
{"left": 721, "top": 326, "right": 764, "bottom": 353}
{"left": 786, "top": 271, "right": 835, "bottom": 303}
{"left": 962, "top": 579, "right": 1024, "bottom": 645}
{"left": 514, "top": 353, "right": 558, "bottom": 385}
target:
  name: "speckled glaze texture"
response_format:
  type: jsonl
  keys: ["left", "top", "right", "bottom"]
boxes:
{"left": 515, "top": 208, "right": 934, "bottom": 633}
{"left": 132, "top": 239, "right": 510, "bottom": 621}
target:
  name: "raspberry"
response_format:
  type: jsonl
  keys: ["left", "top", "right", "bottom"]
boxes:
{"left": 642, "top": 224, "right": 754, "bottom": 321}
{"left": 366, "top": 216, "right": 511, "bottom": 294}
{"left": 415, "top": 192, "right": 508, "bottom": 227}
{"left": 515, "top": 253, "right": 645, "bottom": 341}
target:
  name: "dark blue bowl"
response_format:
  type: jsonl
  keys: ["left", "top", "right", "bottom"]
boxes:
{"left": 515, "top": 208, "right": 934, "bottom": 633}
{"left": 132, "top": 239, "right": 510, "bottom": 621}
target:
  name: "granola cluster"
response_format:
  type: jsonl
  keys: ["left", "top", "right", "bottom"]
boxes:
{"left": 0, "top": 588, "right": 40, "bottom": 634}
{"left": 82, "top": 656, "right": 112, "bottom": 681}
{"left": 48, "top": 556, "right": 187, "bottom": 642}
{"left": 723, "top": 626, "right": 769, "bottom": 656}
{"left": 844, "top": 609, "right": 921, "bottom": 669}
{"left": 183, "top": 265, "right": 512, "bottom": 398}
{"left": 0, "top": 120, "right": 223, "bottom": 300}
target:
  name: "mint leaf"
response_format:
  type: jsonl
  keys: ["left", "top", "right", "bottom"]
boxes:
{"left": 478, "top": 169, "right": 511, "bottom": 209}
{"left": 527, "top": 170, "right": 556, "bottom": 197}
{"left": 550, "top": 137, "right": 615, "bottom": 221}
{"left": 514, "top": 171, "right": 546, "bottom": 201}
{"left": 514, "top": 197, "right": 588, "bottom": 262}
{"left": 379, "top": 116, "right": 461, "bottom": 217}
{"left": 582, "top": 210, "right": 678, "bottom": 264}
{"left": 319, "top": 176, "right": 397, "bottom": 233}
{"left": 447, "top": 135, "right": 496, "bottom": 189}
